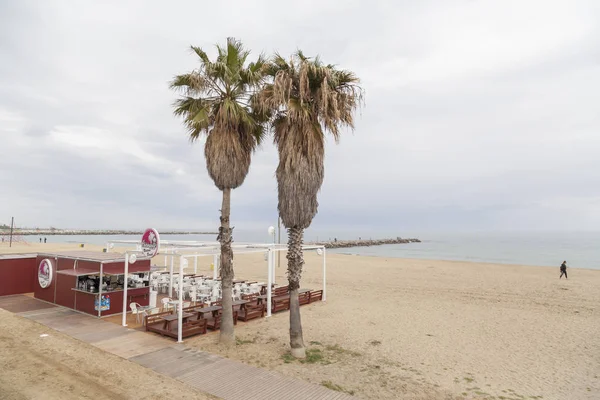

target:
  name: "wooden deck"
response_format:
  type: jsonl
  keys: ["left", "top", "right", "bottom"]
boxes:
{"left": 1, "top": 295, "right": 352, "bottom": 400}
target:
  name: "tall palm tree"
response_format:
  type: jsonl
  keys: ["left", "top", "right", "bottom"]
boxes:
{"left": 257, "top": 52, "right": 363, "bottom": 357}
{"left": 171, "top": 38, "right": 266, "bottom": 345}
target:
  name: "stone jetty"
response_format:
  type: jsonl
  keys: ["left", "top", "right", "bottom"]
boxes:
{"left": 308, "top": 237, "right": 421, "bottom": 249}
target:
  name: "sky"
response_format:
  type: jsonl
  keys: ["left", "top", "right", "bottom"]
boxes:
{"left": 1, "top": 0, "right": 599, "bottom": 239}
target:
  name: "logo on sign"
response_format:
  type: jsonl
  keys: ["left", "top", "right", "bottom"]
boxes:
{"left": 38, "top": 259, "right": 53, "bottom": 289}
{"left": 141, "top": 228, "right": 160, "bottom": 257}
{"left": 95, "top": 295, "right": 110, "bottom": 311}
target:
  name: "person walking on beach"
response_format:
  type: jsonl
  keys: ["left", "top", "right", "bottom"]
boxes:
{"left": 39, "top": 238, "right": 42, "bottom": 243}
{"left": 44, "top": 237, "right": 47, "bottom": 244}
{"left": 559, "top": 261, "right": 568, "bottom": 279}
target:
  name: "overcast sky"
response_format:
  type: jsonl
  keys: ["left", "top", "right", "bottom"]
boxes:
{"left": 1, "top": 0, "right": 599, "bottom": 237}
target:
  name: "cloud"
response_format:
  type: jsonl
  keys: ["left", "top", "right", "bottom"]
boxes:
{"left": 1, "top": 0, "right": 599, "bottom": 236}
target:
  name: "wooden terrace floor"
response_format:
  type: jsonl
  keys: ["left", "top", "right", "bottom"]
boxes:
{"left": 0, "top": 295, "right": 352, "bottom": 400}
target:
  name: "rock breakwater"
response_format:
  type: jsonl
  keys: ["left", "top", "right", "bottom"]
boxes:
{"left": 308, "top": 237, "right": 421, "bottom": 249}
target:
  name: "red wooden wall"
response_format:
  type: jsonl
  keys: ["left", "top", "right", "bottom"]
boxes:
{"left": 0, "top": 256, "right": 37, "bottom": 296}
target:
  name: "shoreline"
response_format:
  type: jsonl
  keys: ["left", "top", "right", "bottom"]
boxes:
{"left": 330, "top": 251, "right": 600, "bottom": 271}
{"left": 1, "top": 241, "right": 597, "bottom": 271}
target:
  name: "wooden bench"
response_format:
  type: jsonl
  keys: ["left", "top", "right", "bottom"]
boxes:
{"left": 309, "top": 290, "right": 323, "bottom": 303}
{"left": 272, "top": 297, "right": 290, "bottom": 312}
{"left": 298, "top": 291, "right": 310, "bottom": 306}
{"left": 241, "top": 293, "right": 259, "bottom": 306}
{"left": 144, "top": 310, "right": 173, "bottom": 332}
{"left": 182, "top": 304, "right": 205, "bottom": 317}
{"left": 181, "top": 318, "right": 207, "bottom": 336}
{"left": 237, "top": 303, "right": 265, "bottom": 322}
{"left": 273, "top": 286, "right": 289, "bottom": 296}
{"left": 206, "top": 311, "right": 238, "bottom": 330}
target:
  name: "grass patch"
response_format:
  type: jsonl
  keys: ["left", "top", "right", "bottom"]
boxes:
{"left": 301, "top": 348, "right": 325, "bottom": 364}
{"left": 370, "top": 340, "right": 382, "bottom": 346}
{"left": 321, "top": 381, "right": 355, "bottom": 396}
{"left": 309, "top": 341, "right": 322, "bottom": 346}
{"left": 235, "top": 337, "right": 256, "bottom": 345}
{"left": 281, "top": 353, "right": 295, "bottom": 364}
{"left": 325, "top": 344, "right": 362, "bottom": 357}
{"left": 464, "top": 377, "right": 475, "bottom": 383}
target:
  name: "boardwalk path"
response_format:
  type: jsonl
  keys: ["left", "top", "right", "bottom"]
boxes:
{"left": 0, "top": 295, "right": 352, "bottom": 400}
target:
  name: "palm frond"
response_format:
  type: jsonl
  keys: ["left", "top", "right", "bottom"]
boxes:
{"left": 171, "top": 38, "right": 268, "bottom": 190}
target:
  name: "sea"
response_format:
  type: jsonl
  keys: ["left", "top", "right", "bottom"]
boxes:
{"left": 22, "top": 230, "right": 600, "bottom": 270}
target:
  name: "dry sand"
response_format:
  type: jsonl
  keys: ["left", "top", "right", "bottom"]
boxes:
{"left": 2, "top": 242, "right": 599, "bottom": 399}
{"left": 0, "top": 309, "right": 216, "bottom": 400}
{"left": 186, "top": 252, "right": 600, "bottom": 400}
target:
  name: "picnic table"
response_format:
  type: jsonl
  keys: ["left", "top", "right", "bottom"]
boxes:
{"left": 195, "top": 300, "right": 250, "bottom": 317}
{"left": 160, "top": 312, "right": 193, "bottom": 330}
{"left": 256, "top": 288, "right": 311, "bottom": 303}
{"left": 258, "top": 283, "right": 276, "bottom": 295}
{"left": 196, "top": 305, "right": 222, "bottom": 318}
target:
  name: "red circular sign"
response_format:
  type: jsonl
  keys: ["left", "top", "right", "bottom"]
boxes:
{"left": 38, "top": 259, "right": 53, "bottom": 289}
{"left": 141, "top": 228, "right": 160, "bottom": 257}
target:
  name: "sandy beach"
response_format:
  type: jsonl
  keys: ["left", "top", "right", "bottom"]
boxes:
{"left": 1, "top": 242, "right": 599, "bottom": 399}
{"left": 0, "top": 307, "right": 215, "bottom": 400}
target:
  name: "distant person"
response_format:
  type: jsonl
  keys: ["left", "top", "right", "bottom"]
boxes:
{"left": 39, "top": 238, "right": 42, "bottom": 243}
{"left": 44, "top": 237, "right": 47, "bottom": 244}
{"left": 559, "top": 261, "right": 568, "bottom": 279}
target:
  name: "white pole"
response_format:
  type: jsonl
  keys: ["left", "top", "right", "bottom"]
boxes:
{"left": 122, "top": 254, "right": 129, "bottom": 326}
{"left": 194, "top": 256, "right": 198, "bottom": 275}
{"left": 106, "top": 242, "right": 110, "bottom": 253}
{"left": 169, "top": 254, "right": 174, "bottom": 297}
{"left": 98, "top": 263, "right": 103, "bottom": 318}
{"left": 213, "top": 254, "right": 218, "bottom": 280}
{"left": 322, "top": 247, "right": 327, "bottom": 302}
{"left": 266, "top": 249, "right": 272, "bottom": 317}
{"left": 164, "top": 249, "right": 167, "bottom": 267}
{"left": 177, "top": 255, "right": 184, "bottom": 343}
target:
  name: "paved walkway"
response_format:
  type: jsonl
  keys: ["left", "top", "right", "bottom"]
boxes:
{"left": 0, "top": 295, "right": 352, "bottom": 400}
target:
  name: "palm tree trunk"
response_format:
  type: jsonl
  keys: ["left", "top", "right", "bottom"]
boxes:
{"left": 218, "top": 188, "right": 235, "bottom": 345}
{"left": 287, "top": 226, "right": 306, "bottom": 358}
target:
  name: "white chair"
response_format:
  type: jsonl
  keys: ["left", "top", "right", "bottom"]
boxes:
{"left": 161, "top": 297, "right": 172, "bottom": 312}
{"left": 189, "top": 287, "right": 197, "bottom": 303}
{"left": 130, "top": 302, "right": 143, "bottom": 324}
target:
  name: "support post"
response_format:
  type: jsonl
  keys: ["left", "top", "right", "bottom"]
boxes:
{"left": 177, "top": 255, "right": 184, "bottom": 343}
{"left": 169, "top": 254, "right": 174, "bottom": 297}
{"left": 9, "top": 217, "right": 14, "bottom": 248}
{"left": 98, "top": 263, "right": 103, "bottom": 318}
{"left": 266, "top": 249, "right": 272, "bottom": 317}
{"left": 122, "top": 255, "right": 129, "bottom": 326}
{"left": 322, "top": 247, "right": 327, "bottom": 302}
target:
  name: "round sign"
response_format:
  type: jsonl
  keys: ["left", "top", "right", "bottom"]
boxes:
{"left": 38, "top": 259, "right": 53, "bottom": 289}
{"left": 141, "top": 228, "right": 160, "bottom": 257}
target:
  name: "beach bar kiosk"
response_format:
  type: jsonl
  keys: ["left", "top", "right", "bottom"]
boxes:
{"left": 34, "top": 251, "right": 151, "bottom": 317}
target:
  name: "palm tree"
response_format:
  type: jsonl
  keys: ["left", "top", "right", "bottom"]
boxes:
{"left": 257, "top": 52, "right": 363, "bottom": 357}
{"left": 171, "top": 38, "right": 267, "bottom": 345}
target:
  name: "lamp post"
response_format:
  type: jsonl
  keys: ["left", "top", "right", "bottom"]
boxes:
{"left": 268, "top": 226, "right": 275, "bottom": 283}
